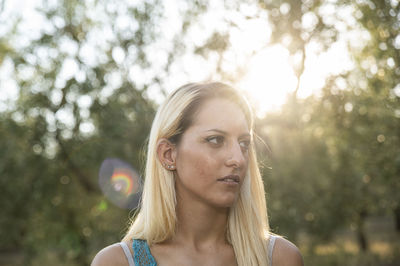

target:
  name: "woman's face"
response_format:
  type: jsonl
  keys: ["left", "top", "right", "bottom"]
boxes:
{"left": 174, "top": 97, "right": 250, "bottom": 209}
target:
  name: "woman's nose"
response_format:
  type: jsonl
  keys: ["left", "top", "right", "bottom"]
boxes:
{"left": 225, "top": 142, "right": 246, "bottom": 169}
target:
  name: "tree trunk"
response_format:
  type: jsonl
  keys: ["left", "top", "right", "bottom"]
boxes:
{"left": 394, "top": 206, "right": 400, "bottom": 232}
{"left": 356, "top": 209, "right": 368, "bottom": 251}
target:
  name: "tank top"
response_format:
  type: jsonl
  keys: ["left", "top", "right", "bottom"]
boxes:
{"left": 119, "top": 235, "right": 278, "bottom": 266}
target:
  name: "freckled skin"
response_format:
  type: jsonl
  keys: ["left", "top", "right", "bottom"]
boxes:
{"left": 174, "top": 98, "right": 250, "bottom": 209}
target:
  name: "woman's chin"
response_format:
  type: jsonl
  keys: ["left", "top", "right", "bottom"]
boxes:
{"left": 212, "top": 194, "right": 239, "bottom": 209}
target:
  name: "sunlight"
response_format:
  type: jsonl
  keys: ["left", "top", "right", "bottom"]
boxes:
{"left": 237, "top": 41, "right": 353, "bottom": 117}
{"left": 234, "top": 7, "right": 356, "bottom": 117}
{"left": 237, "top": 45, "right": 297, "bottom": 116}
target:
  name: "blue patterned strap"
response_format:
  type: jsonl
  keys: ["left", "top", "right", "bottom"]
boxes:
{"left": 132, "top": 239, "right": 157, "bottom": 266}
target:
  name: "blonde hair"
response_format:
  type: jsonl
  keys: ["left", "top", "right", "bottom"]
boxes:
{"left": 123, "top": 82, "right": 271, "bottom": 266}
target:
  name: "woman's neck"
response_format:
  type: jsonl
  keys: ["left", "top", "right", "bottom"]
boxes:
{"left": 172, "top": 197, "right": 230, "bottom": 250}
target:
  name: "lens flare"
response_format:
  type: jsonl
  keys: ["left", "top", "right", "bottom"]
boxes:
{"left": 98, "top": 158, "right": 142, "bottom": 209}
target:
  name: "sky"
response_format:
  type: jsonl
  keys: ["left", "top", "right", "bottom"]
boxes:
{"left": 0, "top": 0, "right": 363, "bottom": 117}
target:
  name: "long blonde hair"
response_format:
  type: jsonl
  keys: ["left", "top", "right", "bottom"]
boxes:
{"left": 123, "top": 82, "right": 271, "bottom": 266}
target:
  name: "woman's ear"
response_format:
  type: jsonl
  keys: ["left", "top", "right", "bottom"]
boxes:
{"left": 156, "top": 138, "right": 177, "bottom": 170}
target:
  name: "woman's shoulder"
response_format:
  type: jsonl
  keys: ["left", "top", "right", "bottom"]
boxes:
{"left": 271, "top": 236, "right": 304, "bottom": 266}
{"left": 91, "top": 241, "right": 133, "bottom": 266}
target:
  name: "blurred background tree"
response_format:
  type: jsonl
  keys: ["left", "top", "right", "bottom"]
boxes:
{"left": 0, "top": 0, "right": 399, "bottom": 265}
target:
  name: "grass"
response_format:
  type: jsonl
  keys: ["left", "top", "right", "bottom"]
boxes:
{"left": 299, "top": 216, "right": 400, "bottom": 266}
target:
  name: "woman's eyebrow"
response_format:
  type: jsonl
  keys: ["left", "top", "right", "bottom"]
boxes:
{"left": 205, "top": 129, "right": 251, "bottom": 138}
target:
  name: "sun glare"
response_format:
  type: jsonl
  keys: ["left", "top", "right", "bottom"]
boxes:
{"left": 238, "top": 41, "right": 353, "bottom": 117}
{"left": 238, "top": 45, "right": 297, "bottom": 117}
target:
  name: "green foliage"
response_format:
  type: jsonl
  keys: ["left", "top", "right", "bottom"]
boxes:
{"left": 0, "top": 0, "right": 161, "bottom": 264}
{"left": 257, "top": 0, "right": 400, "bottom": 258}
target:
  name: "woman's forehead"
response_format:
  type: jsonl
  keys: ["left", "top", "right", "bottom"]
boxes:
{"left": 188, "top": 98, "right": 250, "bottom": 133}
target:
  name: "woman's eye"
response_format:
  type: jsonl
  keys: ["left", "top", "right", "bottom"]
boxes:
{"left": 239, "top": 140, "right": 250, "bottom": 150}
{"left": 207, "top": 136, "right": 224, "bottom": 145}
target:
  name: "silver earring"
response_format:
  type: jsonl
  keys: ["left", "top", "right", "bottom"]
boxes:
{"left": 163, "top": 163, "right": 175, "bottom": 170}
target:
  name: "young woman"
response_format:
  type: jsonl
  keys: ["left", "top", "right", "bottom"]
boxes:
{"left": 92, "top": 82, "right": 303, "bottom": 266}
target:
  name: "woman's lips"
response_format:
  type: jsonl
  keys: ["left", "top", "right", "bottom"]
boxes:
{"left": 217, "top": 175, "right": 240, "bottom": 184}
